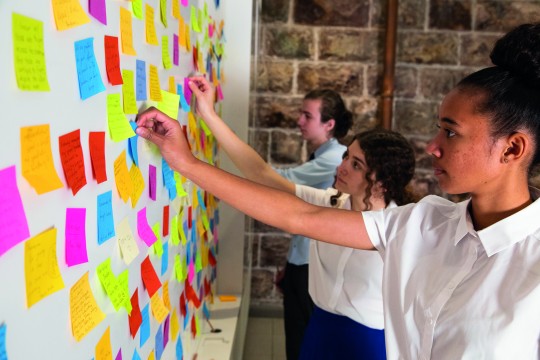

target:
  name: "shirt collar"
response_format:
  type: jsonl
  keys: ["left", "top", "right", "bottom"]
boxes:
{"left": 314, "top": 138, "right": 338, "bottom": 158}
{"left": 454, "top": 198, "right": 473, "bottom": 246}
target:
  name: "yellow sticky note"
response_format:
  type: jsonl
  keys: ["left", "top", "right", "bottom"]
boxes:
{"left": 122, "top": 70, "right": 138, "bottom": 114}
{"left": 120, "top": 7, "right": 136, "bottom": 55}
{"left": 129, "top": 164, "right": 145, "bottom": 208}
{"left": 132, "top": 0, "right": 143, "bottom": 19}
{"left": 51, "top": 0, "right": 90, "bottom": 31}
{"left": 150, "top": 292, "right": 169, "bottom": 323}
{"left": 117, "top": 270, "right": 132, "bottom": 314}
{"left": 157, "top": 90, "right": 180, "bottom": 120}
{"left": 148, "top": 351, "right": 155, "bottom": 360}
{"left": 113, "top": 150, "right": 133, "bottom": 203}
{"left": 174, "top": 254, "right": 182, "bottom": 281}
{"left": 178, "top": 218, "right": 187, "bottom": 246}
{"left": 170, "top": 217, "right": 180, "bottom": 245}
{"left": 25, "top": 228, "right": 65, "bottom": 308}
{"left": 149, "top": 65, "right": 162, "bottom": 101}
{"left": 70, "top": 272, "right": 106, "bottom": 341}
{"left": 116, "top": 217, "right": 139, "bottom": 265}
{"left": 168, "top": 76, "right": 176, "bottom": 93}
{"left": 162, "top": 35, "right": 172, "bottom": 69}
{"left": 174, "top": 172, "right": 188, "bottom": 197}
{"left": 178, "top": 15, "right": 186, "bottom": 50}
{"left": 95, "top": 327, "right": 112, "bottom": 360}
{"left": 172, "top": 0, "right": 180, "bottom": 19}
{"left": 170, "top": 308, "right": 180, "bottom": 340}
{"left": 195, "top": 313, "right": 201, "bottom": 336}
{"left": 20, "top": 125, "right": 63, "bottom": 194}
{"left": 107, "top": 93, "right": 136, "bottom": 141}
{"left": 163, "top": 281, "right": 171, "bottom": 310}
{"left": 145, "top": 4, "right": 159, "bottom": 45}
{"left": 152, "top": 224, "right": 163, "bottom": 257}
{"left": 190, "top": 6, "right": 201, "bottom": 33}
{"left": 12, "top": 13, "right": 50, "bottom": 91}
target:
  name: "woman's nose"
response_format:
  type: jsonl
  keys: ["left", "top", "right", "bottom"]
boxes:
{"left": 426, "top": 136, "right": 442, "bottom": 158}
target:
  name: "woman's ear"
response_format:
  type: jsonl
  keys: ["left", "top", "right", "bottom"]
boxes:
{"left": 501, "top": 132, "right": 531, "bottom": 164}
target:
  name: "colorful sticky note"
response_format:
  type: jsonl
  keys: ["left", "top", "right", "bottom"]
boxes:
{"left": 190, "top": 6, "right": 201, "bottom": 33}
{"left": 74, "top": 37, "right": 106, "bottom": 100}
{"left": 148, "top": 65, "right": 162, "bottom": 101}
{"left": 140, "top": 304, "right": 150, "bottom": 347}
{"left": 177, "top": 84, "right": 190, "bottom": 112}
{"left": 176, "top": 335, "right": 183, "bottom": 360}
{"left": 89, "top": 0, "right": 107, "bottom": 24}
{"left": 25, "top": 228, "right": 65, "bottom": 308}
{"left": 129, "top": 164, "right": 144, "bottom": 208}
{"left": 150, "top": 292, "right": 169, "bottom": 323}
{"left": 163, "top": 206, "right": 169, "bottom": 237}
{"left": 116, "top": 349, "right": 122, "bottom": 360}
{"left": 172, "top": 0, "right": 180, "bottom": 19}
{"left": 135, "top": 60, "right": 147, "bottom": 101}
{"left": 149, "top": 164, "right": 157, "bottom": 200}
{"left": 132, "top": 0, "right": 143, "bottom": 19}
{"left": 163, "top": 315, "right": 170, "bottom": 348}
{"left": 168, "top": 76, "right": 176, "bottom": 93}
{"left": 173, "top": 34, "right": 179, "bottom": 66}
{"left": 95, "top": 327, "right": 112, "bottom": 360}
{"left": 120, "top": 7, "right": 136, "bottom": 55}
{"left": 51, "top": 0, "right": 91, "bottom": 30}
{"left": 12, "top": 13, "right": 50, "bottom": 91}
{"left": 97, "top": 191, "right": 115, "bottom": 244}
{"left": 0, "top": 166, "right": 30, "bottom": 255}
{"left": 160, "top": 0, "right": 168, "bottom": 27}
{"left": 107, "top": 93, "right": 136, "bottom": 141}
{"left": 65, "top": 208, "right": 88, "bottom": 266}
{"left": 145, "top": 4, "right": 159, "bottom": 45}
{"left": 170, "top": 309, "right": 180, "bottom": 340}
{"left": 137, "top": 208, "right": 157, "bottom": 246}
{"left": 117, "top": 217, "right": 139, "bottom": 265}
{"left": 141, "top": 256, "right": 162, "bottom": 297}
{"left": 104, "top": 36, "right": 123, "bottom": 85}
{"left": 59, "top": 129, "right": 87, "bottom": 195}
{"left": 152, "top": 225, "right": 163, "bottom": 257}
{"left": 0, "top": 324, "right": 7, "bottom": 360}
{"left": 89, "top": 131, "right": 107, "bottom": 183}
{"left": 162, "top": 35, "right": 172, "bottom": 69}
{"left": 157, "top": 90, "right": 180, "bottom": 120}
{"left": 122, "top": 70, "right": 138, "bottom": 114}
{"left": 178, "top": 15, "right": 187, "bottom": 51}
{"left": 183, "top": 78, "right": 192, "bottom": 105}
{"left": 114, "top": 150, "right": 132, "bottom": 203}
{"left": 20, "top": 125, "right": 63, "bottom": 194}
{"left": 97, "top": 258, "right": 131, "bottom": 313}
{"left": 129, "top": 289, "right": 142, "bottom": 338}
{"left": 132, "top": 350, "right": 141, "bottom": 360}
{"left": 155, "top": 324, "right": 164, "bottom": 360}
{"left": 170, "top": 217, "right": 179, "bottom": 245}
{"left": 128, "top": 122, "right": 139, "bottom": 165}
{"left": 70, "top": 272, "right": 106, "bottom": 341}
{"left": 161, "top": 242, "right": 169, "bottom": 275}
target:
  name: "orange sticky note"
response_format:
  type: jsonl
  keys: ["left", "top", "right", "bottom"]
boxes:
{"left": 70, "top": 272, "right": 106, "bottom": 341}
{"left": 178, "top": 15, "right": 186, "bottom": 50}
{"left": 149, "top": 65, "right": 162, "bottom": 101}
{"left": 120, "top": 7, "right": 136, "bottom": 55}
{"left": 25, "top": 228, "right": 65, "bottom": 308}
{"left": 113, "top": 150, "right": 132, "bottom": 203}
{"left": 129, "top": 164, "right": 144, "bottom": 208}
{"left": 89, "top": 132, "right": 107, "bottom": 184}
{"left": 95, "top": 327, "right": 112, "bottom": 360}
{"left": 168, "top": 76, "right": 176, "bottom": 93}
{"left": 141, "top": 256, "right": 162, "bottom": 297}
{"left": 145, "top": 4, "right": 159, "bottom": 45}
{"left": 20, "top": 124, "right": 63, "bottom": 194}
{"left": 52, "top": 0, "right": 91, "bottom": 31}
{"left": 59, "top": 129, "right": 87, "bottom": 196}
{"left": 150, "top": 292, "right": 169, "bottom": 323}
{"left": 104, "top": 35, "right": 123, "bottom": 85}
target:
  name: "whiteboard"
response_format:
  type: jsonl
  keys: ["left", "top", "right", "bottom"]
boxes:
{"left": 0, "top": 0, "right": 229, "bottom": 358}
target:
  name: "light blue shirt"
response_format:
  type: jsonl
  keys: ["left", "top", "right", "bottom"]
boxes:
{"left": 274, "top": 138, "right": 346, "bottom": 265}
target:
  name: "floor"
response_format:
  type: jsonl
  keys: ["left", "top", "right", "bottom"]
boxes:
{"left": 242, "top": 317, "right": 286, "bottom": 360}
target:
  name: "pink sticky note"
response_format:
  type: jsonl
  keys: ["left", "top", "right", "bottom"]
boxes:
{"left": 181, "top": 0, "right": 188, "bottom": 6}
{"left": 188, "top": 260, "right": 195, "bottom": 284}
{"left": 137, "top": 208, "right": 157, "bottom": 246}
{"left": 216, "top": 84, "right": 224, "bottom": 100}
{"left": 149, "top": 165, "right": 156, "bottom": 201}
{"left": 89, "top": 0, "right": 107, "bottom": 25}
{"left": 65, "top": 208, "right": 88, "bottom": 266}
{"left": 208, "top": 23, "right": 214, "bottom": 38}
{"left": 183, "top": 78, "right": 192, "bottom": 105}
{"left": 173, "top": 34, "right": 179, "bottom": 66}
{"left": 0, "top": 166, "right": 30, "bottom": 256}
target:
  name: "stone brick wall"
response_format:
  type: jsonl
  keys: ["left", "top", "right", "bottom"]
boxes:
{"left": 246, "top": 0, "right": 540, "bottom": 307}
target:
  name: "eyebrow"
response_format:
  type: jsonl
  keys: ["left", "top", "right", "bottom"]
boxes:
{"left": 440, "top": 117, "right": 460, "bottom": 126}
{"left": 351, "top": 155, "right": 366, "bottom": 166}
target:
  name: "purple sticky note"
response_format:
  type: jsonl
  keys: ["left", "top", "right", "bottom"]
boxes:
{"left": 115, "top": 349, "right": 122, "bottom": 360}
{"left": 65, "top": 208, "right": 88, "bottom": 266}
{"left": 149, "top": 164, "right": 156, "bottom": 201}
{"left": 183, "top": 78, "right": 192, "bottom": 105}
{"left": 163, "top": 315, "right": 170, "bottom": 348}
{"left": 89, "top": 0, "right": 107, "bottom": 25}
{"left": 173, "top": 34, "right": 179, "bottom": 66}
{"left": 188, "top": 260, "right": 195, "bottom": 284}
{"left": 0, "top": 165, "right": 30, "bottom": 256}
{"left": 137, "top": 208, "right": 157, "bottom": 247}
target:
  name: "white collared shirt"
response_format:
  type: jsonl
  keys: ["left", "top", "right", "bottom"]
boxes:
{"left": 295, "top": 185, "right": 387, "bottom": 329}
{"left": 364, "top": 189, "right": 540, "bottom": 359}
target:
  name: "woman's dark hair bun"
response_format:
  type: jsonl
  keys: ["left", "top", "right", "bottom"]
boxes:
{"left": 490, "top": 23, "right": 540, "bottom": 84}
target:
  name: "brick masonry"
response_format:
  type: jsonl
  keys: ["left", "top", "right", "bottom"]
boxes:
{"left": 246, "top": 0, "right": 540, "bottom": 306}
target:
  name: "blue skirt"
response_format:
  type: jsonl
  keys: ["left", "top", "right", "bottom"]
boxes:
{"left": 299, "top": 306, "right": 387, "bottom": 360}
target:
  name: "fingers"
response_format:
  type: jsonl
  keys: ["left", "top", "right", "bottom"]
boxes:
{"left": 188, "top": 76, "right": 212, "bottom": 94}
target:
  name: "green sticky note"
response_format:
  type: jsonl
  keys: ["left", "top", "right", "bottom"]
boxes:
{"left": 195, "top": 251, "right": 202, "bottom": 272}
{"left": 190, "top": 6, "right": 200, "bottom": 32}
{"left": 152, "top": 223, "right": 163, "bottom": 257}
{"left": 122, "top": 70, "right": 138, "bottom": 114}
{"left": 132, "top": 0, "right": 143, "bottom": 19}
{"left": 174, "top": 254, "right": 182, "bottom": 282}
{"left": 161, "top": 35, "right": 172, "bottom": 69}
{"left": 107, "top": 94, "right": 136, "bottom": 142}
{"left": 170, "top": 217, "right": 180, "bottom": 246}
{"left": 157, "top": 90, "right": 180, "bottom": 120}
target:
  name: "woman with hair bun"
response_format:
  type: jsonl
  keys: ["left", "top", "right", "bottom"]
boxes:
{"left": 137, "top": 23, "right": 540, "bottom": 358}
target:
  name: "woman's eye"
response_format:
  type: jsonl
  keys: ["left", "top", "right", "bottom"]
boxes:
{"left": 445, "top": 129, "right": 456, "bottom": 138}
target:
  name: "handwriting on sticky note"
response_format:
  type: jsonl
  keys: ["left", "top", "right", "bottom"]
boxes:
{"left": 97, "top": 191, "right": 115, "bottom": 244}
{"left": 52, "top": 0, "right": 91, "bottom": 30}
{"left": 120, "top": 7, "right": 136, "bottom": 55}
{"left": 122, "top": 70, "right": 138, "bottom": 114}
{"left": 141, "top": 256, "right": 162, "bottom": 297}
{"left": 117, "top": 217, "right": 139, "bottom": 265}
{"left": 129, "top": 289, "right": 142, "bottom": 338}
{"left": 59, "top": 129, "right": 87, "bottom": 195}
{"left": 157, "top": 90, "right": 180, "bottom": 120}
{"left": 162, "top": 35, "right": 172, "bottom": 69}
{"left": 149, "top": 65, "right": 162, "bottom": 101}
{"left": 104, "top": 36, "right": 123, "bottom": 85}
{"left": 136, "top": 60, "right": 147, "bottom": 101}
{"left": 89, "top": 131, "right": 107, "bottom": 183}
{"left": 95, "top": 327, "right": 112, "bottom": 360}
{"left": 114, "top": 150, "right": 132, "bottom": 203}
{"left": 70, "top": 272, "right": 106, "bottom": 341}
{"left": 145, "top": 5, "right": 159, "bottom": 45}
{"left": 129, "top": 164, "right": 144, "bottom": 208}
{"left": 107, "top": 93, "right": 136, "bottom": 141}
{"left": 74, "top": 37, "right": 106, "bottom": 99}
{"left": 65, "top": 208, "right": 88, "bottom": 267}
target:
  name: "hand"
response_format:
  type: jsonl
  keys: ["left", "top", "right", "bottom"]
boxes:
{"left": 188, "top": 76, "right": 217, "bottom": 120}
{"left": 135, "top": 106, "right": 196, "bottom": 172}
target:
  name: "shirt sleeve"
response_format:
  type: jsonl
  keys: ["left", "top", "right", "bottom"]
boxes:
{"left": 295, "top": 184, "right": 337, "bottom": 207}
{"left": 274, "top": 152, "right": 341, "bottom": 186}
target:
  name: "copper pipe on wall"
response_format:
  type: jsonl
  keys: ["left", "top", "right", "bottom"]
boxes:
{"left": 381, "top": 0, "right": 398, "bottom": 129}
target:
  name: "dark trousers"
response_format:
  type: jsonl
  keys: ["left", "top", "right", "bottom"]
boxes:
{"left": 282, "top": 262, "right": 313, "bottom": 360}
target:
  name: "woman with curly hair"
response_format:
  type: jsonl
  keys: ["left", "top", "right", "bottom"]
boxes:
{"left": 136, "top": 22, "right": 540, "bottom": 358}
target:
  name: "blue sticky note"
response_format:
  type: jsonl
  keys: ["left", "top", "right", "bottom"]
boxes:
{"left": 177, "top": 84, "right": 190, "bottom": 112}
{"left": 175, "top": 335, "right": 183, "bottom": 359}
{"left": 128, "top": 122, "right": 139, "bottom": 166}
{"left": 97, "top": 191, "right": 115, "bottom": 244}
{"left": 183, "top": 311, "right": 189, "bottom": 330}
{"left": 155, "top": 324, "right": 164, "bottom": 360}
{"left": 203, "top": 302, "right": 210, "bottom": 320}
{"left": 140, "top": 304, "right": 150, "bottom": 347}
{"left": 0, "top": 323, "right": 7, "bottom": 360}
{"left": 161, "top": 242, "right": 169, "bottom": 276}
{"left": 136, "top": 60, "right": 147, "bottom": 101}
{"left": 162, "top": 159, "right": 176, "bottom": 200}
{"left": 191, "top": 219, "right": 196, "bottom": 243}
{"left": 74, "top": 38, "right": 106, "bottom": 100}
{"left": 131, "top": 349, "right": 141, "bottom": 360}
{"left": 197, "top": 190, "right": 206, "bottom": 211}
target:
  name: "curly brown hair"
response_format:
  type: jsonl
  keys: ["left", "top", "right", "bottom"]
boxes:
{"left": 330, "top": 128, "right": 417, "bottom": 209}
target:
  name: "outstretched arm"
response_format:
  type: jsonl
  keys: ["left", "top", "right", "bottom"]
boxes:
{"left": 135, "top": 107, "right": 373, "bottom": 250}
{"left": 188, "top": 77, "right": 294, "bottom": 194}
